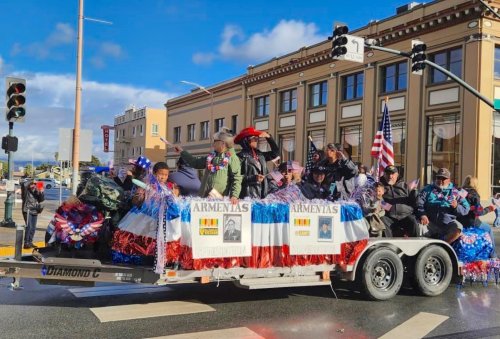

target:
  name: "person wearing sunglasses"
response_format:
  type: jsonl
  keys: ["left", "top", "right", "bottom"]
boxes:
{"left": 234, "top": 126, "right": 279, "bottom": 199}
{"left": 319, "top": 143, "right": 358, "bottom": 200}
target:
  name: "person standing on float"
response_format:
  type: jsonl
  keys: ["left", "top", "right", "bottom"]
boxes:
{"left": 174, "top": 128, "right": 242, "bottom": 204}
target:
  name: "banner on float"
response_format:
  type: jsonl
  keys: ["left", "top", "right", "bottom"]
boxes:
{"left": 289, "top": 203, "right": 342, "bottom": 255}
{"left": 190, "top": 201, "right": 252, "bottom": 259}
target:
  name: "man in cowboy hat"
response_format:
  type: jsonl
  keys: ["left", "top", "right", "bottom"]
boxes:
{"left": 234, "top": 126, "right": 279, "bottom": 199}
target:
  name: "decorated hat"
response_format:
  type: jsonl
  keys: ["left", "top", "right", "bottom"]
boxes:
{"left": 384, "top": 165, "right": 398, "bottom": 173}
{"left": 129, "top": 156, "right": 151, "bottom": 169}
{"left": 311, "top": 165, "right": 328, "bottom": 174}
{"left": 436, "top": 167, "right": 451, "bottom": 179}
{"left": 234, "top": 126, "right": 262, "bottom": 144}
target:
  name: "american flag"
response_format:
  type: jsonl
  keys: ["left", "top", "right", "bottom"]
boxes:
{"left": 370, "top": 102, "right": 394, "bottom": 176}
{"left": 305, "top": 138, "right": 318, "bottom": 174}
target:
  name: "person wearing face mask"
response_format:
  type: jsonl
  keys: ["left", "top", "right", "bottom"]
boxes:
{"left": 113, "top": 167, "right": 134, "bottom": 192}
{"left": 234, "top": 126, "right": 279, "bottom": 199}
{"left": 174, "top": 128, "right": 242, "bottom": 205}
{"left": 416, "top": 168, "right": 470, "bottom": 243}
{"left": 379, "top": 165, "right": 419, "bottom": 237}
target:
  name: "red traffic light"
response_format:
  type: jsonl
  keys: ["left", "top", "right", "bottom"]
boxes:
{"left": 5, "top": 77, "right": 26, "bottom": 123}
{"left": 6, "top": 83, "right": 25, "bottom": 97}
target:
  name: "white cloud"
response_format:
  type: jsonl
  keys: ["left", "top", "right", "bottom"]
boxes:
{"left": 0, "top": 72, "right": 177, "bottom": 163}
{"left": 11, "top": 23, "right": 76, "bottom": 60}
{"left": 193, "top": 20, "right": 326, "bottom": 65}
{"left": 100, "top": 42, "right": 124, "bottom": 58}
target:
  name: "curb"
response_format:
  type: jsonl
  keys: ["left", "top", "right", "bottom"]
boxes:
{"left": 0, "top": 241, "right": 45, "bottom": 257}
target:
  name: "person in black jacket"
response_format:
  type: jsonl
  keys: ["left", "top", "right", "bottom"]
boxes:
{"left": 235, "top": 126, "right": 279, "bottom": 199}
{"left": 21, "top": 179, "right": 45, "bottom": 249}
{"left": 168, "top": 157, "right": 201, "bottom": 196}
{"left": 379, "top": 165, "right": 418, "bottom": 237}
{"left": 319, "top": 143, "right": 358, "bottom": 200}
{"left": 300, "top": 165, "right": 331, "bottom": 200}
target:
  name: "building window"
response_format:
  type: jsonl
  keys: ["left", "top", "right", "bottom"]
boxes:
{"left": 430, "top": 48, "right": 462, "bottom": 84}
{"left": 279, "top": 134, "right": 295, "bottom": 162}
{"left": 381, "top": 61, "right": 407, "bottom": 93}
{"left": 121, "top": 149, "right": 124, "bottom": 158}
{"left": 255, "top": 95, "right": 270, "bottom": 118}
{"left": 122, "top": 129, "right": 125, "bottom": 137}
{"left": 280, "top": 88, "right": 297, "bottom": 113}
{"left": 308, "top": 130, "right": 325, "bottom": 151}
{"left": 425, "top": 114, "right": 460, "bottom": 184}
{"left": 132, "top": 126, "right": 136, "bottom": 137}
{"left": 309, "top": 81, "right": 328, "bottom": 108}
{"left": 340, "top": 125, "right": 362, "bottom": 163}
{"left": 215, "top": 118, "right": 225, "bottom": 133}
{"left": 200, "top": 121, "right": 210, "bottom": 140}
{"left": 492, "top": 112, "right": 500, "bottom": 195}
{"left": 139, "top": 124, "right": 143, "bottom": 136}
{"left": 231, "top": 115, "right": 238, "bottom": 134}
{"left": 495, "top": 46, "right": 500, "bottom": 79}
{"left": 173, "top": 126, "right": 181, "bottom": 143}
{"left": 187, "top": 124, "right": 195, "bottom": 142}
{"left": 132, "top": 147, "right": 135, "bottom": 157}
{"left": 342, "top": 72, "right": 364, "bottom": 101}
{"left": 152, "top": 124, "right": 159, "bottom": 136}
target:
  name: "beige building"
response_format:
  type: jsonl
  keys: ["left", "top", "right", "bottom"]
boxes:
{"left": 113, "top": 106, "right": 167, "bottom": 167}
{"left": 167, "top": 0, "right": 500, "bottom": 198}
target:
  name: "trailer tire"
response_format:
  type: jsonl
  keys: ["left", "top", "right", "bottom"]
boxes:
{"left": 361, "top": 248, "right": 403, "bottom": 301}
{"left": 412, "top": 245, "right": 452, "bottom": 297}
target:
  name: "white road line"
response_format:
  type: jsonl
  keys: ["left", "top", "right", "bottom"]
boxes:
{"left": 378, "top": 312, "right": 449, "bottom": 339}
{"left": 69, "top": 284, "right": 172, "bottom": 298}
{"left": 90, "top": 300, "right": 215, "bottom": 323}
{"left": 146, "top": 327, "right": 264, "bottom": 339}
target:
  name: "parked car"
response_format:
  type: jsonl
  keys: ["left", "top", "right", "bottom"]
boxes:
{"left": 35, "top": 178, "right": 57, "bottom": 189}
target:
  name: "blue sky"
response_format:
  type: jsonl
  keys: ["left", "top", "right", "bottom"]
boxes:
{"left": 0, "top": 0, "right": 408, "bottom": 163}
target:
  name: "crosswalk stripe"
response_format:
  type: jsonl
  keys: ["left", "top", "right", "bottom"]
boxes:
{"left": 378, "top": 312, "right": 448, "bottom": 339}
{"left": 69, "top": 284, "right": 172, "bottom": 298}
{"left": 146, "top": 327, "right": 264, "bottom": 339}
{"left": 90, "top": 300, "right": 215, "bottom": 323}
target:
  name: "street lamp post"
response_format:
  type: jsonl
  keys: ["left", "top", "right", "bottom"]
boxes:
{"left": 180, "top": 80, "right": 214, "bottom": 138}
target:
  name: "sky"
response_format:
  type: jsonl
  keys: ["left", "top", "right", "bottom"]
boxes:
{"left": 0, "top": 0, "right": 409, "bottom": 164}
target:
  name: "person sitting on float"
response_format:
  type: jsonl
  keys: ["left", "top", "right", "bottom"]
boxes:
{"left": 234, "top": 126, "right": 279, "bottom": 199}
{"left": 132, "top": 161, "right": 170, "bottom": 207}
{"left": 457, "top": 175, "right": 497, "bottom": 258}
{"left": 299, "top": 165, "right": 331, "bottom": 200}
{"left": 319, "top": 143, "right": 358, "bottom": 200}
{"left": 174, "top": 128, "right": 242, "bottom": 205}
{"left": 268, "top": 161, "right": 303, "bottom": 193}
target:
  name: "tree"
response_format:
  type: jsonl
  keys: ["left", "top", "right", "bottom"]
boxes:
{"left": 81, "top": 155, "right": 102, "bottom": 167}
{"left": 24, "top": 164, "right": 34, "bottom": 177}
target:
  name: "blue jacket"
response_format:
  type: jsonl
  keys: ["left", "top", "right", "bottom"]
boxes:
{"left": 416, "top": 183, "right": 470, "bottom": 225}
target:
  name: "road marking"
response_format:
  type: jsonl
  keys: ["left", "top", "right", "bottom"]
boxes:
{"left": 0, "top": 241, "right": 45, "bottom": 257}
{"left": 69, "top": 284, "right": 172, "bottom": 298}
{"left": 146, "top": 327, "right": 264, "bottom": 339}
{"left": 378, "top": 312, "right": 448, "bottom": 339}
{"left": 90, "top": 300, "right": 215, "bottom": 323}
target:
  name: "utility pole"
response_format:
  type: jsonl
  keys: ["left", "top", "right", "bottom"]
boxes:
{"left": 71, "top": 0, "right": 84, "bottom": 195}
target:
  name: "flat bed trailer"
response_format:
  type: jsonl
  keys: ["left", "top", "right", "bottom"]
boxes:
{"left": 0, "top": 238, "right": 459, "bottom": 300}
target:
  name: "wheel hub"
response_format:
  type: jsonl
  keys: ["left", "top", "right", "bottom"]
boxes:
{"left": 423, "top": 256, "right": 444, "bottom": 285}
{"left": 371, "top": 260, "right": 395, "bottom": 289}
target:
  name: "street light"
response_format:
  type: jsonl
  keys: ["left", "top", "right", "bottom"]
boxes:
{"left": 180, "top": 80, "right": 214, "bottom": 138}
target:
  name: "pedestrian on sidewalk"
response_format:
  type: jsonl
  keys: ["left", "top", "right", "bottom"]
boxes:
{"left": 21, "top": 179, "right": 45, "bottom": 249}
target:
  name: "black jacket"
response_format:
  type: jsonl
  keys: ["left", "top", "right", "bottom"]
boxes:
{"left": 237, "top": 137, "right": 279, "bottom": 199}
{"left": 299, "top": 181, "right": 331, "bottom": 200}
{"left": 21, "top": 181, "right": 45, "bottom": 215}
{"left": 114, "top": 175, "right": 134, "bottom": 192}
{"left": 380, "top": 176, "right": 417, "bottom": 220}
{"left": 319, "top": 158, "right": 358, "bottom": 199}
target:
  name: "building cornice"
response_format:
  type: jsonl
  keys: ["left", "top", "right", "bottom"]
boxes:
{"left": 242, "top": 0, "right": 490, "bottom": 87}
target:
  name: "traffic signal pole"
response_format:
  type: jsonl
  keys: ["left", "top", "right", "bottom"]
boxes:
{"left": 364, "top": 41, "right": 498, "bottom": 112}
{"left": 2, "top": 122, "right": 15, "bottom": 228}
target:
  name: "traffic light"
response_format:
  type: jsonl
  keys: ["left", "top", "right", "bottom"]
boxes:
{"left": 331, "top": 25, "right": 349, "bottom": 59}
{"left": 5, "top": 77, "right": 26, "bottom": 123}
{"left": 411, "top": 40, "right": 427, "bottom": 75}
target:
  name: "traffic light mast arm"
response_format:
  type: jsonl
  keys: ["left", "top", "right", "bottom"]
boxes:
{"left": 364, "top": 41, "right": 498, "bottom": 112}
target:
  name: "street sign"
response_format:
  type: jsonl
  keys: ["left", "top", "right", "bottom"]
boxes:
{"left": 58, "top": 128, "right": 93, "bottom": 162}
{"left": 336, "top": 35, "right": 364, "bottom": 63}
{"left": 494, "top": 99, "right": 500, "bottom": 110}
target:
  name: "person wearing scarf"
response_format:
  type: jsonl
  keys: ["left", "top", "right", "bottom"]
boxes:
{"left": 174, "top": 128, "right": 242, "bottom": 204}
{"left": 234, "top": 126, "right": 280, "bottom": 199}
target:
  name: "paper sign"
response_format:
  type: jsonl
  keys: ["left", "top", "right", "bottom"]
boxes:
{"left": 458, "top": 189, "right": 468, "bottom": 199}
{"left": 190, "top": 201, "right": 252, "bottom": 259}
{"left": 289, "top": 203, "right": 341, "bottom": 255}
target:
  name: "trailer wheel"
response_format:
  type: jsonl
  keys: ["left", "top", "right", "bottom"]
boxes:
{"left": 361, "top": 248, "right": 403, "bottom": 301}
{"left": 412, "top": 245, "right": 452, "bottom": 297}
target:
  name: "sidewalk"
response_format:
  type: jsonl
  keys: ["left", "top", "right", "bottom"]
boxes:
{"left": 0, "top": 196, "right": 58, "bottom": 256}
